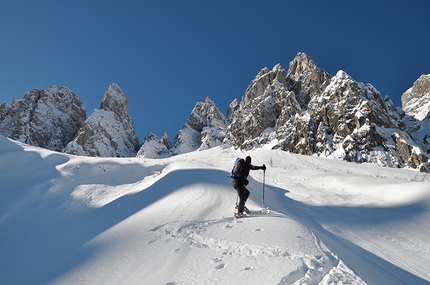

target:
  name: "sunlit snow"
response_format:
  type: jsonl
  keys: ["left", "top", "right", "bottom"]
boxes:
{"left": 1, "top": 136, "right": 429, "bottom": 285}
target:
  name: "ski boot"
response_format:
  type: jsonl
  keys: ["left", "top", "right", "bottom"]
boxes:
{"left": 235, "top": 211, "right": 244, "bottom": 218}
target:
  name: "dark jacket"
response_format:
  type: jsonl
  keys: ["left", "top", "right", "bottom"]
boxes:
{"left": 232, "top": 159, "right": 264, "bottom": 184}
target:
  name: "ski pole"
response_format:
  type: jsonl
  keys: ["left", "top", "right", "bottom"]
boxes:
{"left": 262, "top": 170, "right": 266, "bottom": 208}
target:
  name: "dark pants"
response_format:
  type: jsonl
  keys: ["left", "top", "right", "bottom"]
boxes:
{"left": 232, "top": 178, "right": 250, "bottom": 213}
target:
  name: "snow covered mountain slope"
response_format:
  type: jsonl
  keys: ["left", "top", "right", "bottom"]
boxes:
{"left": 1, "top": 135, "right": 430, "bottom": 285}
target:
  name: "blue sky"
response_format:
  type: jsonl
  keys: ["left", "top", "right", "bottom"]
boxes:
{"left": 1, "top": 1, "right": 429, "bottom": 142}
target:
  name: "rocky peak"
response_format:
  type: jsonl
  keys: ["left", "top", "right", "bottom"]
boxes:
{"left": 187, "top": 97, "right": 226, "bottom": 132}
{"left": 100, "top": 83, "right": 129, "bottom": 116}
{"left": 225, "top": 63, "right": 297, "bottom": 149}
{"left": 63, "top": 83, "right": 139, "bottom": 157}
{"left": 317, "top": 70, "right": 396, "bottom": 131}
{"left": 286, "top": 52, "right": 332, "bottom": 109}
{"left": 0, "top": 85, "right": 86, "bottom": 151}
{"left": 401, "top": 74, "right": 430, "bottom": 164}
{"left": 171, "top": 97, "right": 227, "bottom": 155}
{"left": 136, "top": 132, "right": 171, "bottom": 158}
{"left": 244, "top": 64, "right": 287, "bottom": 105}
{"left": 224, "top": 53, "right": 429, "bottom": 172}
{"left": 402, "top": 74, "right": 430, "bottom": 120}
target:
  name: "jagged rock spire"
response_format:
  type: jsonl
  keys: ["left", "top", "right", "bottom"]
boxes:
{"left": 100, "top": 83, "right": 130, "bottom": 116}
{"left": 286, "top": 52, "right": 332, "bottom": 109}
{"left": 402, "top": 74, "right": 430, "bottom": 120}
{"left": 224, "top": 52, "right": 429, "bottom": 172}
{"left": 64, "top": 84, "right": 139, "bottom": 157}
{"left": 171, "top": 97, "right": 227, "bottom": 155}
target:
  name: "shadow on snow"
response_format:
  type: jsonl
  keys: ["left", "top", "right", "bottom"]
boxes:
{"left": 0, "top": 138, "right": 429, "bottom": 285}
{"left": 255, "top": 180, "right": 430, "bottom": 285}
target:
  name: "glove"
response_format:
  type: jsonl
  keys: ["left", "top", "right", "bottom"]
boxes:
{"left": 244, "top": 179, "right": 249, "bottom": 186}
{"left": 262, "top": 164, "right": 266, "bottom": 171}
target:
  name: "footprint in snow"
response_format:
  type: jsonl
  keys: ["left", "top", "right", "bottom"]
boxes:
{"left": 215, "top": 263, "right": 226, "bottom": 269}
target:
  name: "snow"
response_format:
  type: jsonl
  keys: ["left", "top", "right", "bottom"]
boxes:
{"left": 1, "top": 135, "right": 430, "bottom": 285}
{"left": 402, "top": 74, "right": 430, "bottom": 121}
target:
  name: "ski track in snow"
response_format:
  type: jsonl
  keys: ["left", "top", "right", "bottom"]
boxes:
{"left": 144, "top": 210, "right": 360, "bottom": 285}
{"left": 1, "top": 136, "right": 430, "bottom": 285}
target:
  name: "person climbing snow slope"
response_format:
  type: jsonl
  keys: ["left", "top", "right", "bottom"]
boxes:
{"left": 231, "top": 156, "right": 266, "bottom": 218}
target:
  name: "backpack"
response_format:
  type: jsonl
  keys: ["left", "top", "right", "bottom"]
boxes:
{"left": 230, "top": 158, "right": 245, "bottom": 178}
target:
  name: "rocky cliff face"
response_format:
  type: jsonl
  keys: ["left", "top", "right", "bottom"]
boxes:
{"left": 286, "top": 52, "right": 332, "bottom": 109}
{"left": 171, "top": 97, "right": 227, "bottom": 155}
{"left": 401, "top": 74, "right": 430, "bottom": 161}
{"left": 223, "top": 53, "right": 429, "bottom": 172}
{"left": 402, "top": 74, "right": 430, "bottom": 120}
{"left": 136, "top": 53, "right": 429, "bottom": 171}
{"left": 0, "top": 85, "right": 86, "bottom": 151}
{"left": 64, "top": 84, "right": 139, "bottom": 157}
{"left": 2, "top": 53, "right": 429, "bottom": 171}
{"left": 137, "top": 97, "right": 227, "bottom": 158}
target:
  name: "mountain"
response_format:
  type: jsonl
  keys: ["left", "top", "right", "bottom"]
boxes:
{"left": 139, "top": 53, "right": 428, "bottom": 172}
{"left": 136, "top": 53, "right": 430, "bottom": 172}
{"left": 402, "top": 74, "right": 430, "bottom": 120}
{"left": 401, "top": 74, "right": 430, "bottom": 158}
{"left": 222, "top": 53, "right": 429, "bottom": 172}
{"left": 63, "top": 84, "right": 140, "bottom": 157}
{"left": 1, "top": 135, "right": 430, "bottom": 284}
{"left": 136, "top": 132, "right": 171, "bottom": 158}
{"left": 1, "top": 53, "right": 429, "bottom": 172}
{"left": 138, "top": 96, "right": 228, "bottom": 157}
{"left": 0, "top": 85, "right": 86, "bottom": 151}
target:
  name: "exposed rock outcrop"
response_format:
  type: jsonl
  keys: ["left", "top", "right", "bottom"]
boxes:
{"left": 171, "top": 97, "right": 227, "bottom": 155}
{"left": 224, "top": 53, "right": 429, "bottom": 172}
{"left": 401, "top": 74, "right": 430, "bottom": 166}
{"left": 0, "top": 85, "right": 86, "bottom": 151}
{"left": 2, "top": 53, "right": 429, "bottom": 172}
{"left": 224, "top": 64, "right": 292, "bottom": 149}
{"left": 136, "top": 132, "right": 171, "bottom": 159}
{"left": 64, "top": 84, "right": 139, "bottom": 157}
{"left": 402, "top": 74, "right": 430, "bottom": 120}
{"left": 286, "top": 52, "right": 332, "bottom": 109}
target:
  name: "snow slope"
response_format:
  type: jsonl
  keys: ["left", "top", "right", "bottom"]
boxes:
{"left": 1, "top": 135, "right": 430, "bottom": 285}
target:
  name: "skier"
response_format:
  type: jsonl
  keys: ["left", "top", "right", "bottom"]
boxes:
{"left": 231, "top": 156, "right": 266, "bottom": 218}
